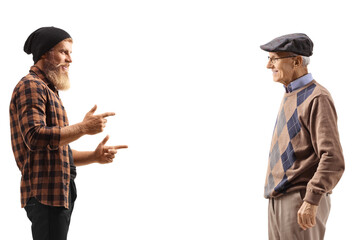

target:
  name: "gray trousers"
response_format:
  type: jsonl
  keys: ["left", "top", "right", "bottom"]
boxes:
{"left": 268, "top": 191, "right": 331, "bottom": 240}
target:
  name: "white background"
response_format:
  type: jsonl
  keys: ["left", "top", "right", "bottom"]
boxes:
{"left": 0, "top": 0, "right": 357, "bottom": 239}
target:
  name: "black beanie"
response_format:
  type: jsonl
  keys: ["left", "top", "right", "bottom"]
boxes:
{"left": 24, "top": 27, "right": 71, "bottom": 63}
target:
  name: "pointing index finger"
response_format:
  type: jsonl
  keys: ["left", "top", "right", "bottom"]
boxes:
{"left": 100, "top": 112, "right": 116, "bottom": 118}
{"left": 104, "top": 145, "right": 128, "bottom": 151}
{"left": 113, "top": 145, "right": 128, "bottom": 149}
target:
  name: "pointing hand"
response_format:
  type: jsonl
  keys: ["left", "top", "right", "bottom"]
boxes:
{"left": 94, "top": 135, "right": 128, "bottom": 164}
{"left": 81, "top": 105, "right": 115, "bottom": 135}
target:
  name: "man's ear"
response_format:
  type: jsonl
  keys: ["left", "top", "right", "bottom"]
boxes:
{"left": 34, "top": 53, "right": 48, "bottom": 68}
{"left": 37, "top": 54, "right": 46, "bottom": 64}
{"left": 41, "top": 52, "right": 50, "bottom": 60}
{"left": 294, "top": 56, "right": 303, "bottom": 67}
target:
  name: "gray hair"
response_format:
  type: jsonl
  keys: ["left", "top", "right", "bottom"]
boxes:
{"left": 292, "top": 54, "right": 310, "bottom": 67}
{"left": 301, "top": 56, "right": 310, "bottom": 66}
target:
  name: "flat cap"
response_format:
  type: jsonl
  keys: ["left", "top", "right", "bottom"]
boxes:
{"left": 260, "top": 33, "right": 313, "bottom": 57}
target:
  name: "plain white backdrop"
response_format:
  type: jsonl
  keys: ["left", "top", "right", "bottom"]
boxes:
{"left": 0, "top": 0, "right": 358, "bottom": 239}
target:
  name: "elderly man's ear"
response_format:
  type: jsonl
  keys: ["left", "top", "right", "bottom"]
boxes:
{"left": 294, "top": 56, "right": 303, "bottom": 67}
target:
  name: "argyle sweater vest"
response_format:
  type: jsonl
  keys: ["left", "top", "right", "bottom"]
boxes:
{"left": 264, "top": 80, "right": 344, "bottom": 205}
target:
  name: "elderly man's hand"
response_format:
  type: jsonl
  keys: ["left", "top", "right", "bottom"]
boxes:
{"left": 297, "top": 201, "right": 318, "bottom": 230}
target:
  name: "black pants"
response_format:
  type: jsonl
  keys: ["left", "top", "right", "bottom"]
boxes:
{"left": 25, "top": 180, "right": 77, "bottom": 240}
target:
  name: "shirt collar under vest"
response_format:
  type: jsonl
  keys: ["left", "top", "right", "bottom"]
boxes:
{"left": 284, "top": 73, "right": 313, "bottom": 93}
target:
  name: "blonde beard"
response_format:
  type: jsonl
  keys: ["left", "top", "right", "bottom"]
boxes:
{"left": 47, "top": 70, "right": 71, "bottom": 91}
{"left": 44, "top": 61, "right": 71, "bottom": 91}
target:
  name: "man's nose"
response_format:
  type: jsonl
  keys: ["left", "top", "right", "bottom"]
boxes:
{"left": 66, "top": 54, "right": 72, "bottom": 63}
{"left": 266, "top": 61, "right": 273, "bottom": 69}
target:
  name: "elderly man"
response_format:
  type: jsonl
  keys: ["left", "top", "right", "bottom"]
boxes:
{"left": 261, "top": 33, "right": 345, "bottom": 239}
{"left": 10, "top": 27, "right": 128, "bottom": 240}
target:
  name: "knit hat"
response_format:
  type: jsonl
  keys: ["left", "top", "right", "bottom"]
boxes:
{"left": 24, "top": 27, "right": 71, "bottom": 63}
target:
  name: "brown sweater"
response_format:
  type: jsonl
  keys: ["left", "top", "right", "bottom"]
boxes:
{"left": 264, "top": 80, "right": 345, "bottom": 205}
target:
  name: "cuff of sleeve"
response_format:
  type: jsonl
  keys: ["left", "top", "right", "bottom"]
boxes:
{"left": 304, "top": 190, "right": 323, "bottom": 206}
{"left": 47, "top": 126, "right": 61, "bottom": 150}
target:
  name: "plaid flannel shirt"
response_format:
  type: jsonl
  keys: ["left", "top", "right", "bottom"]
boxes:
{"left": 10, "top": 66, "right": 72, "bottom": 208}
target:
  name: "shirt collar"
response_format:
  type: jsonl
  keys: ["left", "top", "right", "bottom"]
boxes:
{"left": 284, "top": 73, "right": 313, "bottom": 93}
{"left": 29, "top": 66, "right": 57, "bottom": 92}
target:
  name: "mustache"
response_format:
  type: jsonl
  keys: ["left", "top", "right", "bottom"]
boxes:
{"left": 56, "top": 63, "right": 70, "bottom": 68}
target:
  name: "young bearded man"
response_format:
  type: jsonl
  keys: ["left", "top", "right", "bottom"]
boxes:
{"left": 10, "top": 27, "right": 128, "bottom": 240}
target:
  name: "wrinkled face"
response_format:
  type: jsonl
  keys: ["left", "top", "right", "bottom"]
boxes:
{"left": 43, "top": 39, "right": 72, "bottom": 90}
{"left": 267, "top": 52, "right": 297, "bottom": 86}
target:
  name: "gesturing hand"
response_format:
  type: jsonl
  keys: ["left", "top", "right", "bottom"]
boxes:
{"left": 82, "top": 105, "right": 115, "bottom": 135}
{"left": 94, "top": 135, "right": 128, "bottom": 164}
{"left": 297, "top": 201, "right": 318, "bottom": 231}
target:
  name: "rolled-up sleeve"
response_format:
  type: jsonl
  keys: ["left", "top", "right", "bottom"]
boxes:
{"left": 15, "top": 80, "right": 60, "bottom": 151}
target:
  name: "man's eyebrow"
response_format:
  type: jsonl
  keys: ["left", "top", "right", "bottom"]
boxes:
{"left": 59, "top": 48, "right": 71, "bottom": 53}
